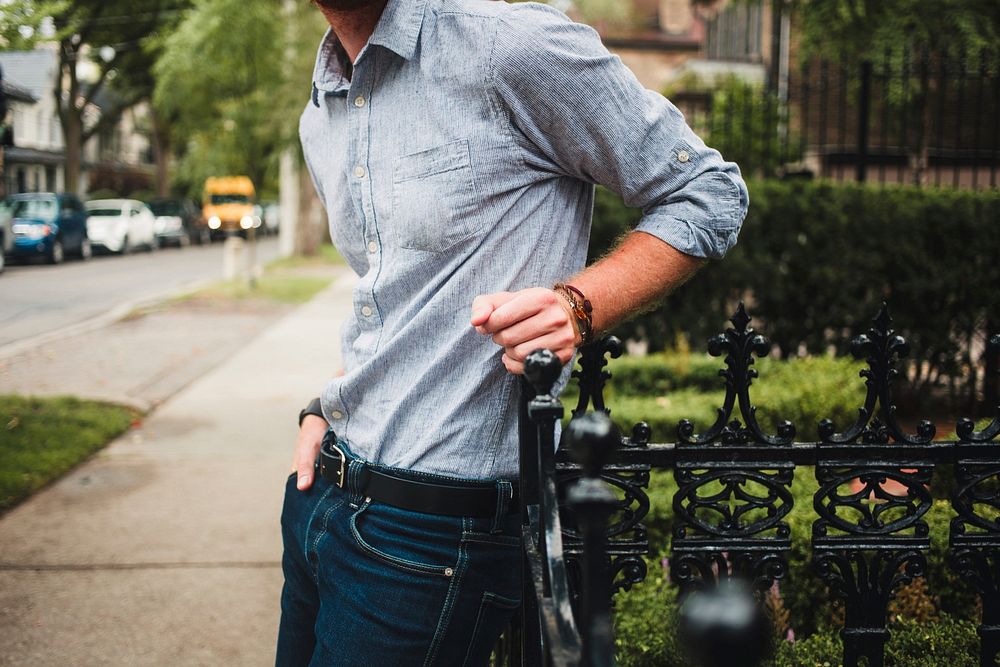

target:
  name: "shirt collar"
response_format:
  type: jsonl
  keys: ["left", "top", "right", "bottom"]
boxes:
{"left": 311, "top": 0, "right": 428, "bottom": 95}
{"left": 369, "top": 0, "right": 428, "bottom": 61}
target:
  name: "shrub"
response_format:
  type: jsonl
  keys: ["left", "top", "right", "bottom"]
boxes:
{"left": 613, "top": 562, "right": 980, "bottom": 667}
{"left": 583, "top": 351, "right": 867, "bottom": 441}
{"left": 631, "top": 465, "right": 978, "bottom": 646}
{"left": 589, "top": 181, "right": 1000, "bottom": 412}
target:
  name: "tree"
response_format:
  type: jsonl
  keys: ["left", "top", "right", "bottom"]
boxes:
{"left": 153, "top": 0, "right": 324, "bottom": 195}
{"left": 153, "top": 0, "right": 327, "bottom": 254}
{"left": 0, "top": 0, "right": 187, "bottom": 193}
{"left": 777, "top": 0, "right": 1000, "bottom": 62}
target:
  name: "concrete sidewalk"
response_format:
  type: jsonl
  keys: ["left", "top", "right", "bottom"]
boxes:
{"left": 0, "top": 271, "right": 356, "bottom": 666}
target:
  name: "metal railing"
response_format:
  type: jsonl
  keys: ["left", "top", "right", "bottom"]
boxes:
{"left": 680, "top": 53, "right": 1000, "bottom": 188}
{"left": 508, "top": 303, "right": 1000, "bottom": 667}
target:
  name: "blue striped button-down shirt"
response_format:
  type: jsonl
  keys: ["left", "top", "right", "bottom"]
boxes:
{"left": 300, "top": 0, "right": 748, "bottom": 480}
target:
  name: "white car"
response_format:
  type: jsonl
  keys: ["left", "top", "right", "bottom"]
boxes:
{"left": 85, "top": 199, "right": 157, "bottom": 254}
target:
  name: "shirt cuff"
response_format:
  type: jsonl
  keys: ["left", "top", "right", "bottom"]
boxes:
{"left": 634, "top": 214, "right": 739, "bottom": 260}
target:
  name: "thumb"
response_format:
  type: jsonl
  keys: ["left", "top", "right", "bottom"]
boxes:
{"left": 470, "top": 292, "right": 508, "bottom": 327}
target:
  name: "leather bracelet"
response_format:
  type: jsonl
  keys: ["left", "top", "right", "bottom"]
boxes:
{"left": 553, "top": 282, "right": 594, "bottom": 345}
{"left": 298, "top": 397, "right": 324, "bottom": 427}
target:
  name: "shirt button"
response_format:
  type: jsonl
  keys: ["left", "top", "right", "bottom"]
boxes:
{"left": 354, "top": 96, "right": 366, "bottom": 107}
{"left": 677, "top": 150, "right": 690, "bottom": 163}
{"left": 354, "top": 166, "right": 366, "bottom": 179}
{"left": 367, "top": 240, "right": 378, "bottom": 253}
{"left": 331, "top": 410, "right": 344, "bottom": 420}
{"left": 361, "top": 305, "right": 373, "bottom": 317}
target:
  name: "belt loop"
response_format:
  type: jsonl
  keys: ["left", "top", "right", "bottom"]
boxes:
{"left": 346, "top": 458, "right": 366, "bottom": 503}
{"left": 491, "top": 480, "right": 513, "bottom": 533}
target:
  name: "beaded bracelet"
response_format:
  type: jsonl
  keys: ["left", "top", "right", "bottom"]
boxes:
{"left": 553, "top": 282, "right": 594, "bottom": 345}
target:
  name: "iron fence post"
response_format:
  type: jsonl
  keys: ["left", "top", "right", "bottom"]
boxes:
{"left": 857, "top": 60, "right": 873, "bottom": 183}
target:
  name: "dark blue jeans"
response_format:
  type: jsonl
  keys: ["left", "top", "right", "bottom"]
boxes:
{"left": 276, "top": 458, "right": 522, "bottom": 666}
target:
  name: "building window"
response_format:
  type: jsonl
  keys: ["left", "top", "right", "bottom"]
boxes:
{"left": 704, "top": 0, "right": 764, "bottom": 63}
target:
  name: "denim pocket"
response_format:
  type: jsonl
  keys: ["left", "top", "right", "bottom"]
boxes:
{"left": 390, "top": 139, "right": 481, "bottom": 253}
{"left": 349, "top": 500, "right": 462, "bottom": 577}
{"left": 461, "top": 531, "right": 521, "bottom": 549}
{"left": 462, "top": 592, "right": 521, "bottom": 667}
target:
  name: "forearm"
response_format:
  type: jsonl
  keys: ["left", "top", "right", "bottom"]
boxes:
{"left": 472, "top": 231, "right": 706, "bottom": 374}
{"left": 568, "top": 231, "right": 705, "bottom": 337}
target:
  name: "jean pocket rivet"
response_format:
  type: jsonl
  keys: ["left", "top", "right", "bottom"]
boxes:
{"left": 444, "top": 567, "right": 454, "bottom": 577}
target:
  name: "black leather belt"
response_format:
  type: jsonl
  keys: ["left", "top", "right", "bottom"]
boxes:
{"left": 319, "top": 438, "right": 519, "bottom": 518}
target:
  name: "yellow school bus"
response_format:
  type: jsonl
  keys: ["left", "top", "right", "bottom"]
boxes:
{"left": 203, "top": 176, "right": 259, "bottom": 238}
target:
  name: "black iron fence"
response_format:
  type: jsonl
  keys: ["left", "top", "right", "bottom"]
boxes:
{"left": 507, "top": 304, "right": 1000, "bottom": 666}
{"left": 677, "top": 52, "right": 1000, "bottom": 189}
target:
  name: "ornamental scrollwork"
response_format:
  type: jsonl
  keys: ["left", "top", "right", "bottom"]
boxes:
{"left": 814, "top": 549, "right": 926, "bottom": 624}
{"left": 676, "top": 303, "right": 795, "bottom": 446}
{"left": 572, "top": 336, "right": 624, "bottom": 419}
{"left": 956, "top": 334, "right": 1000, "bottom": 444}
{"left": 818, "top": 304, "right": 935, "bottom": 445}
{"left": 611, "top": 555, "right": 648, "bottom": 595}
{"left": 671, "top": 551, "right": 788, "bottom": 597}
{"left": 950, "top": 548, "right": 1000, "bottom": 599}
{"left": 558, "top": 466, "right": 651, "bottom": 542}
{"left": 672, "top": 466, "right": 794, "bottom": 539}
{"left": 813, "top": 466, "right": 932, "bottom": 539}
{"left": 950, "top": 464, "right": 1000, "bottom": 540}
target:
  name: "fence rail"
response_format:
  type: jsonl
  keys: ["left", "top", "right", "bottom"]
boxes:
{"left": 680, "top": 52, "right": 1000, "bottom": 189}
{"left": 510, "top": 303, "right": 1000, "bottom": 666}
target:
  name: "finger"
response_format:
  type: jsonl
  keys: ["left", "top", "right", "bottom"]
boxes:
{"left": 490, "top": 307, "right": 572, "bottom": 348}
{"left": 470, "top": 292, "right": 514, "bottom": 327}
{"left": 295, "top": 449, "right": 314, "bottom": 490}
{"left": 482, "top": 289, "right": 553, "bottom": 333}
{"left": 295, "top": 436, "right": 322, "bottom": 491}
{"left": 506, "top": 330, "right": 577, "bottom": 363}
{"left": 501, "top": 353, "right": 524, "bottom": 375}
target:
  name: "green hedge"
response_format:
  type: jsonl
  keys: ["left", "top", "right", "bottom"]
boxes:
{"left": 615, "top": 577, "right": 979, "bottom": 667}
{"left": 590, "top": 180, "right": 1000, "bottom": 409}
{"left": 615, "top": 469, "right": 982, "bottom": 665}
{"left": 567, "top": 352, "right": 867, "bottom": 442}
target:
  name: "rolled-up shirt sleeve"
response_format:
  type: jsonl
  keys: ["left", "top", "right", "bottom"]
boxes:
{"left": 490, "top": 3, "right": 749, "bottom": 259}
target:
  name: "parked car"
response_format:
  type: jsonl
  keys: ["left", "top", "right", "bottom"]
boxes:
{"left": 85, "top": 199, "right": 157, "bottom": 254}
{"left": 7, "top": 192, "right": 91, "bottom": 264}
{"left": 148, "top": 198, "right": 209, "bottom": 247}
{"left": 0, "top": 201, "right": 12, "bottom": 274}
{"left": 258, "top": 202, "right": 280, "bottom": 235}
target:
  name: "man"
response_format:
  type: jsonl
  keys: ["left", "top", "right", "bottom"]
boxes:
{"left": 278, "top": 0, "right": 748, "bottom": 664}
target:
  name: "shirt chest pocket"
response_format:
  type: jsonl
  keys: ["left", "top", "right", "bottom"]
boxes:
{"left": 390, "top": 139, "right": 481, "bottom": 253}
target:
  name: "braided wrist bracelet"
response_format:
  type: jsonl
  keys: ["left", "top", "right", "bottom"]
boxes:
{"left": 553, "top": 282, "right": 594, "bottom": 345}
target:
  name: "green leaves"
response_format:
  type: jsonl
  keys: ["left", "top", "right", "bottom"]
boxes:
{"left": 591, "top": 181, "right": 1000, "bottom": 413}
{"left": 783, "top": 0, "right": 1000, "bottom": 61}
{"left": 152, "top": 0, "right": 326, "bottom": 197}
{"left": 0, "top": 0, "right": 66, "bottom": 51}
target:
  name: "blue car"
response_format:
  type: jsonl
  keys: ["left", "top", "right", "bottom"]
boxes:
{"left": 7, "top": 193, "right": 91, "bottom": 264}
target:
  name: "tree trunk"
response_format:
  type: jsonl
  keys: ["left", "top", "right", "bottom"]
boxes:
{"left": 57, "top": 39, "right": 84, "bottom": 195}
{"left": 295, "top": 165, "right": 323, "bottom": 256}
{"left": 63, "top": 111, "right": 83, "bottom": 195}
{"left": 910, "top": 52, "right": 934, "bottom": 187}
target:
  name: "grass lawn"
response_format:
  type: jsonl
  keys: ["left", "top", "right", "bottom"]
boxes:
{"left": 265, "top": 242, "right": 345, "bottom": 271}
{"left": 175, "top": 242, "right": 346, "bottom": 306}
{"left": 0, "top": 395, "right": 139, "bottom": 512}
{"left": 191, "top": 273, "right": 335, "bottom": 305}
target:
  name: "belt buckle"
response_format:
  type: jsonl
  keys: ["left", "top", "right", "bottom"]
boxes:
{"left": 322, "top": 439, "right": 347, "bottom": 489}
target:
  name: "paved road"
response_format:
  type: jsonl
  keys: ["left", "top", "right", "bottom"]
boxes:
{"left": 0, "top": 237, "right": 280, "bottom": 349}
